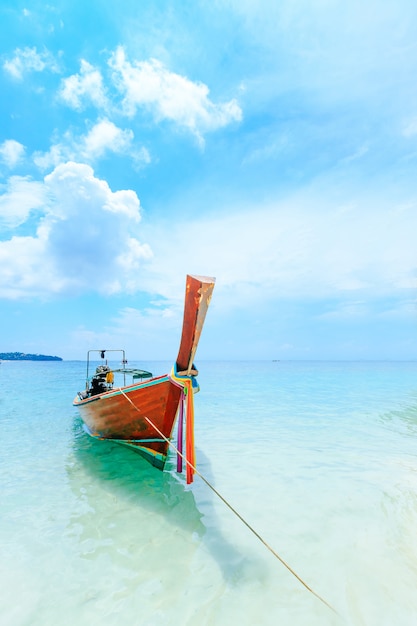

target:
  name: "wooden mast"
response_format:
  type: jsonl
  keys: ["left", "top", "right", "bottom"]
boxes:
{"left": 175, "top": 274, "right": 215, "bottom": 374}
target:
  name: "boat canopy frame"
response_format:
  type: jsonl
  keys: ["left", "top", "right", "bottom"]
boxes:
{"left": 84, "top": 349, "right": 153, "bottom": 390}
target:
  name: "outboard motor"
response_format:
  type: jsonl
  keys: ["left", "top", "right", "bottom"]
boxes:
{"left": 90, "top": 365, "right": 111, "bottom": 396}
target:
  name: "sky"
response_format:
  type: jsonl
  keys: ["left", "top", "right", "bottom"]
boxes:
{"left": 0, "top": 0, "right": 416, "bottom": 361}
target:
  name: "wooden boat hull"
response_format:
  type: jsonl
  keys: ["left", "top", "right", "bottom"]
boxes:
{"left": 74, "top": 375, "right": 182, "bottom": 469}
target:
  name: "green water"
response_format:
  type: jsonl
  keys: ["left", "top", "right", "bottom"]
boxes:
{"left": 1, "top": 360, "right": 417, "bottom": 625}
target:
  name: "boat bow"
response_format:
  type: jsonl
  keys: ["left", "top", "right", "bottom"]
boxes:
{"left": 175, "top": 274, "right": 216, "bottom": 375}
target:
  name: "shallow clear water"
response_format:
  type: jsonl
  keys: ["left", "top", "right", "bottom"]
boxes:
{"left": 1, "top": 360, "right": 417, "bottom": 625}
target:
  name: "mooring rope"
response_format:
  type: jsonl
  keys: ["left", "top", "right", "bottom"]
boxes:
{"left": 119, "top": 388, "right": 338, "bottom": 616}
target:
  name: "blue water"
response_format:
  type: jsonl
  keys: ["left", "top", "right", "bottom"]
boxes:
{"left": 1, "top": 360, "right": 417, "bottom": 625}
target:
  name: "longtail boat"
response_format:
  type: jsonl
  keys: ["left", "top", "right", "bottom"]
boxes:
{"left": 73, "top": 274, "right": 215, "bottom": 482}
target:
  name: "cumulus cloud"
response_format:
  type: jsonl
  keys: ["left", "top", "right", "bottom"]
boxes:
{"left": 0, "top": 140, "right": 25, "bottom": 168}
{"left": 3, "top": 46, "right": 59, "bottom": 80}
{"left": 24, "top": 49, "right": 240, "bottom": 172}
{"left": 0, "top": 176, "right": 46, "bottom": 228}
{"left": 0, "top": 162, "right": 152, "bottom": 298}
{"left": 57, "top": 49, "right": 242, "bottom": 145}
{"left": 83, "top": 118, "right": 133, "bottom": 158}
{"left": 108, "top": 47, "right": 242, "bottom": 143}
{"left": 58, "top": 59, "right": 108, "bottom": 110}
{"left": 33, "top": 118, "right": 150, "bottom": 169}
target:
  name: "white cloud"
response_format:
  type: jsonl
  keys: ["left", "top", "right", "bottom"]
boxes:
{"left": 242, "top": 135, "right": 290, "bottom": 165}
{"left": 0, "top": 140, "right": 26, "bottom": 168}
{"left": 70, "top": 303, "right": 178, "bottom": 361}
{"left": 0, "top": 176, "right": 46, "bottom": 228}
{"left": 33, "top": 118, "right": 149, "bottom": 169}
{"left": 108, "top": 47, "right": 242, "bottom": 143}
{"left": 32, "top": 143, "right": 66, "bottom": 170}
{"left": 0, "top": 234, "right": 55, "bottom": 298}
{"left": 0, "top": 162, "right": 152, "bottom": 298}
{"left": 340, "top": 144, "right": 369, "bottom": 164}
{"left": 82, "top": 119, "right": 134, "bottom": 159}
{"left": 137, "top": 184, "right": 417, "bottom": 310}
{"left": 318, "top": 301, "right": 370, "bottom": 320}
{"left": 58, "top": 59, "right": 108, "bottom": 110}
{"left": 57, "top": 49, "right": 242, "bottom": 145}
{"left": 403, "top": 118, "right": 417, "bottom": 138}
{"left": 3, "top": 46, "right": 59, "bottom": 80}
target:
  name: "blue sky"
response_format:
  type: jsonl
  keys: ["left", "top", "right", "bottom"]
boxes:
{"left": 0, "top": 0, "right": 416, "bottom": 361}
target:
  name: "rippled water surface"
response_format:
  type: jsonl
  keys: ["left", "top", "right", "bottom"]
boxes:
{"left": 1, "top": 360, "right": 417, "bottom": 626}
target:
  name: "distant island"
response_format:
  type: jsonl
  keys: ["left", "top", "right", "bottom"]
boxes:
{"left": 0, "top": 352, "right": 63, "bottom": 361}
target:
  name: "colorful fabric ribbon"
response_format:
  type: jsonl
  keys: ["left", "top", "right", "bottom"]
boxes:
{"left": 171, "top": 367, "right": 197, "bottom": 484}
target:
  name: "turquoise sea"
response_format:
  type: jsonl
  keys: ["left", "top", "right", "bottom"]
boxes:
{"left": 1, "top": 360, "right": 417, "bottom": 626}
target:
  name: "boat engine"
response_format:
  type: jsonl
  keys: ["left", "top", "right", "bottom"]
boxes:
{"left": 90, "top": 365, "right": 112, "bottom": 396}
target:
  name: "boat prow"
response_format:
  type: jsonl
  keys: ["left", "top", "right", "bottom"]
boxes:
{"left": 175, "top": 274, "right": 215, "bottom": 374}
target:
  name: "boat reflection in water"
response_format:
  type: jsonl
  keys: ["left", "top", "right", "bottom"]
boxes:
{"left": 66, "top": 417, "right": 259, "bottom": 592}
